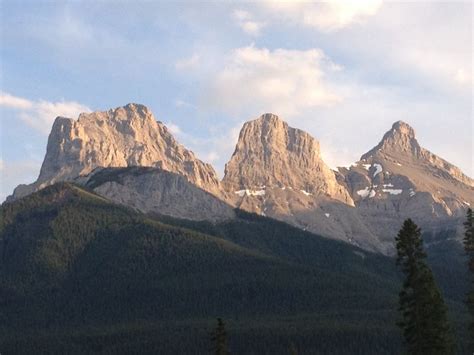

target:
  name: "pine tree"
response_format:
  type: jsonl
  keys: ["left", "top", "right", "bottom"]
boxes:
{"left": 395, "top": 218, "right": 454, "bottom": 354}
{"left": 464, "top": 208, "right": 474, "bottom": 348}
{"left": 211, "top": 318, "right": 229, "bottom": 355}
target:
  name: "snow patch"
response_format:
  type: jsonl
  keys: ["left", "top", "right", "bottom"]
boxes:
{"left": 357, "top": 187, "right": 376, "bottom": 199}
{"left": 300, "top": 189, "right": 312, "bottom": 196}
{"left": 382, "top": 188, "right": 403, "bottom": 195}
{"left": 325, "top": 213, "right": 330, "bottom": 218}
{"left": 383, "top": 183, "right": 394, "bottom": 188}
{"left": 395, "top": 162, "right": 402, "bottom": 166}
{"left": 464, "top": 201, "right": 471, "bottom": 206}
{"left": 235, "top": 189, "right": 266, "bottom": 197}
{"left": 409, "top": 188, "right": 416, "bottom": 197}
{"left": 373, "top": 163, "right": 383, "bottom": 177}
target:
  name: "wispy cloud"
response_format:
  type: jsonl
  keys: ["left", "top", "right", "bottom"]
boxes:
{"left": 233, "top": 9, "right": 265, "bottom": 36}
{"left": 0, "top": 92, "right": 90, "bottom": 134}
{"left": 204, "top": 45, "right": 342, "bottom": 116}
{"left": 260, "top": 0, "right": 382, "bottom": 32}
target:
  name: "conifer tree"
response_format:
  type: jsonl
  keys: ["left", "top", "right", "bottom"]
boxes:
{"left": 211, "top": 318, "right": 229, "bottom": 355}
{"left": 395, "top": 218, "right": 454, "bottom": 354}
{"left": 464, "top": 208, "right": 474, "bottom": 347}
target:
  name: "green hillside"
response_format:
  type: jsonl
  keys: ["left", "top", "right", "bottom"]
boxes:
{"left": 0, "top": 183, "right": 465, "bottom": 354}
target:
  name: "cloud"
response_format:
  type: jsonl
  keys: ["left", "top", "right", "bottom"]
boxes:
{"left": 261, "top": 0, "right": 382, "bottom": 32}
{"left": 175, "top": 54, "right": 200, "bottom": 70}
{"left": 0, "top": 93, "right": 34, "bottom": 110}
{"left": 0, "top": 92, "right": 90, "bottom": 134}
{"left": 205, "top": 45, "right": 342, "bottom": 116}
{"left": 165, "top": 122, "right": 182, "bottom": 135}
{"left": 233, "top": 9, "right": 265, "bottom": 36}
{"left": 0, "top": 159, "right": 41, "bottom": 203}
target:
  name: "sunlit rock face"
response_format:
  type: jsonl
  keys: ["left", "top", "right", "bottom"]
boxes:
{"left": 10, "top": 103, "right": 223, "bottom": 200}
{"left": 220, "top": 114, "right": 382, "bottom": 253}
{"left": 338, "top": 121, "right": 474, "bottom": 252}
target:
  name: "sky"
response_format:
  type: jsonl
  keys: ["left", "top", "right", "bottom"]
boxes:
{"left": 0, "top": 0, "right": 472, "bottom": 202}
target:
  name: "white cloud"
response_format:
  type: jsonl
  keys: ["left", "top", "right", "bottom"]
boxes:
{"left": 0, "top": 93, "right": 33, "bottom": 110}
{"left": 205, "top": 45, "right": 342, "bottom": 116}
{"left": 175, "top": 54, "right": 200, "bottom": 70}
{"left": 165, "top": 122, "right": 182, "bottom": 135}
{"left": 261, "top": 0, "right": 382, "bottom": 32}
{"left": 0, "top": 92, "right": 90, "bottom": 134}
{"left": 233, "top": 9, "right": 265, "bottom": 36}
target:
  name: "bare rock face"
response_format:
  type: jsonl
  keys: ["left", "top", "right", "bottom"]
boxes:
{"left": 10, "top": 104, "right": 222, "bottom": 200}
{"left": 79, "top": 167, "right": 235, "bottom": 222}
{"left": 223, "top": 113, "right": 353, "bottom": 205}
{"left": 339, "top": 121, "right": 474, "bottom": 252}
{"left": 220, "top": 114, "right": 385, "bottom": 251}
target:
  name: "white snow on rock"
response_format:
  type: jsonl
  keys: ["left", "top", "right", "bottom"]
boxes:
{"left": 325, "top": 213, "right": 330, "bottom": 218}
{"left": 409, "top": 188, "right": 416, "bottom": 197}
{"left": 464, "top": 201, "right": 471, "bottom": 206}
{"left": 383, "top": 183, "right": 394, "bottom": 188}
{"left": 382, "top": 188, "right": 403, "bottom": 195}
{"left": 395, "top": 162, "right": 402, "bottom": 166}
{"left": 373, "top": 163, "right": 383, "bottom": 177}
{"left": 357, "top": 187, "right": 376, "bottom": 198}
{"left": 300, "top": 190, "right": 312, "bottom": 196}
{"left": 235, "top": 189, "right": 266, "bottom": 197}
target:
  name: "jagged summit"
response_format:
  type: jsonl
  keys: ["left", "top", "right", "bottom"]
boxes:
{"left": 10, "top": 104, "right": 222, "bottom": 200}
{"left": 223, "top": 113, "right": 352, "bottom": 204}
{"left": 361, "top": 120, "right": 421, "bottom": 160}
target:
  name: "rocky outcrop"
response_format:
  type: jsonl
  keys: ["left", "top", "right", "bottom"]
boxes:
{"left": 339, "top": 121, "right": 474, "bottom": 252}
{"left": 220, "top": 114, "right": 385, "bottom": 251}
{"left": 10, "top": 104, "right": 222, "bottom": 200}
{"left": 223, "top": 113, "right": 353, "bottom": 205}
{"left": 79, "top": 167, "right": 235, "bottom": 221}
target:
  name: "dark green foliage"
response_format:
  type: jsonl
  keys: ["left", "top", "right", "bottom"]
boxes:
{"left": 0, "top": 184, "right": 467, "bottom": 354}
{"left": 464, "top": 208, "right": 474, "bottom": 348}
{"left": 395, "top": 219, "right": 454, "bottom": 354}
{"left": 211, "top": 318, "right": 229, "bottom": 355}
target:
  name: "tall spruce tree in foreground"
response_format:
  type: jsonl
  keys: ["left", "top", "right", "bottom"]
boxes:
{"left": 395, "top": 219, "right": 453, "bottom": 354}
{"left": 211, "top": 318, "right": 229, "bottom": 355}
{"left": 464, "top": 208, "right": 474, "bottom": 348}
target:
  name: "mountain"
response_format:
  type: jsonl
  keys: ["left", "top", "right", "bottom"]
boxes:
{"left": 338, "top": 121, "right": 474, "bottom": 252}
{"left": 1, "top": 182, "right": 405, "bottom": 354}
{"left": 222, "top": 113, "right": 383, "bottom": 252}
{"left": 10, "top": 103, "right": 222, "bottom": 200}
{"left": 78, "top": 166, "right": 235, "bottom": 221}
{"left": 223, "top": 113, "right": 352, "bottom": 204}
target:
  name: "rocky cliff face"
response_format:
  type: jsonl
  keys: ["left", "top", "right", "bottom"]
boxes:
{"left": 220, "top": 114, "right": 386, "bottom": 251}
{"left": 79, "top": 167, "right": 235, "bottom": 221}
{"left": 10, "top": 104, "right": 222, "bottom": 200}
{"left": 339, "top": 121, "right": 474, "bottom": 252}
{"left": 223, "top": 113, "right": 353, "bottom": 205}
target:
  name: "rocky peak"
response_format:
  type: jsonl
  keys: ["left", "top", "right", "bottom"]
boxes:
{"left": 11, "top": 104, "right": 222, "bottom": 200}
{"left": 361, "top": 120, "right": 421, "bottom": 160}
{"left": 223, "top": 113, "right": 353, "bottom": 205}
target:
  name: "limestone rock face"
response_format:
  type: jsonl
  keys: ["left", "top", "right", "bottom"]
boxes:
{"left": 220, "top": 114, "right": 382, "bottom": 251}
{"left": 79, "top": 167, "right": 235, "bottom": 222}
{"left": 10, "top": 104, "right": 222, "bottom": 199}
{"left": 339, "top": 121, "right": 474, "bottom": 252}
{"left": 223, "top": 113, "right": 353, "bottom": 205}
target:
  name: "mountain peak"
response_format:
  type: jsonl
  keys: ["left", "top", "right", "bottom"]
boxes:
{"left": 223, "top": 114, "right": 353, "bottom": 204}
{"left": 361, "top": 120, "right": 421, "bottom": 160}
{"left": 391, "top": 120, "right": 415, "bottom": 137}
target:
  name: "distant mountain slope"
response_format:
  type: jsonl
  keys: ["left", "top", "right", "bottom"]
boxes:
{"left": 338, "top": 121, "right": 473, "bottom": 252}
{"left": 78, "top": 166, "right": 235, "bottom": 221}
{"left": 1, "top": 183, "right": 405, "bottom": 354}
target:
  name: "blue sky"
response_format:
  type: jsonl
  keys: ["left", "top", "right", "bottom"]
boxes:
{"left": 0, "top": 1, "right": 472, "bottom": 201}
